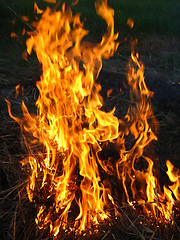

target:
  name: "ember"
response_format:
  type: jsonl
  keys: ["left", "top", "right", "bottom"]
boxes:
{"left": 5, "top": 0, "right": 180, "bottom": 238}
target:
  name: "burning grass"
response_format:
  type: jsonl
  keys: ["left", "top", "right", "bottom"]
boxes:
{"left": 0, "top": 102, "right": 179, "bottom": 239}
{"left": 0, "top": 0, "right": 180, "bottom": 239}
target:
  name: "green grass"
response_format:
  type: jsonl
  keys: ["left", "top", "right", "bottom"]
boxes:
{"left": 0, "top": 0, "right": 180, "bottom": 37}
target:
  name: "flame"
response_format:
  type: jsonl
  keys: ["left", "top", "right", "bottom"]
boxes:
{"left": 15, "top": 84, "right": 20, "bottom": 99}
{"left": 22, "top": 16, "right": 29, "bottom": 22}
{"left": 116, "top": 52, "right": 180, "bottom": 223}
{"left": 166, "top": 160, "right": 180, "bottom": 200}
{"left": 10, "top": 32, "right": 17, "bottom": 38}
{"left": 127, "top": 18, "right": 134, "bottom": 29}
{"left": 107, "top": 88, "right": 113, "bottom": 97}
{"left": 44, "top": 0, "right": 56, "bottom": 4}
{"left": 8, "top": 0, "right": 119, "bottom": 234}
{"left": 34, "top": 2, "right": 43, "bottom": 15}
{"left": 6, "top": 0, "right": 180, "bottom": 236}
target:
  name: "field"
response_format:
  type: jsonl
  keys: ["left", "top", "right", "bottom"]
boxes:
{"left": 1, "top": 0, "right": 180, "bottom": 36}
{"left": 0, "top": 0, "right": 180, "bottom": 239}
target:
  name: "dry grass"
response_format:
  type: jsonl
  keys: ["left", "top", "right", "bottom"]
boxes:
{"left": 0, "top": 94, "right": 179, "bottom": 239}
{"left": 0, "top": 34, "right": 180, "bottom": 239}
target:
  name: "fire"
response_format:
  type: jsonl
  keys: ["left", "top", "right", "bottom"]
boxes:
{"left": 116, "top": 53, "right": 180, "bottom": 223}
{"left": 6, "top": 0, "right": 179, "bottom": 237}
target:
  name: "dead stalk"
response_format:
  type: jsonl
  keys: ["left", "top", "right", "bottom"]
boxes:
{"left": 155, "top": 188, "right": 159, "bottom": 226}
{"left": 127, "top": 215, "right": 140, "bottom": 231}
{"left": 102, "top": 230, "right": 111, "bottom": 240}
{"left": 120, "top": 208, "right": 146, "bottom": 240}
{"left": 13, "top": 203, "right": 18, "bottom": 240}
{"left": 150, "top": 228, "right": 157, "bottom": 240}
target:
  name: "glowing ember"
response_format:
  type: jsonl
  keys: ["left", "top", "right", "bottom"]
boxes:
{"left": 6, "top": 0, "right": 180, "bottom": 237}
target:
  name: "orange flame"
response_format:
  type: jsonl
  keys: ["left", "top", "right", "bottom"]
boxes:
{"left": 44, "top": 0, "right": 56, "bottom": 4}
{"left": 22, "top": 16, "right": 29, "bottom": 22}
{"left": 127, "top": 18, "right": 134, "bottom": 29}
{"left": 6, "top": 0, "right": 180, "bottom": 236}
{"left": 10, "top": 32, "right": 17, "bottom": 38}
{"left": 107, "top": 88, "right": 113, "bottom": 97}
{"left": 15, "top": 84, "right": 20, "bottom": 98}
{"left": 116, "top": 52, "right": 179, "bottom": 223}
{"left": 34, "top": 2, "right": 43, "bottom": 15}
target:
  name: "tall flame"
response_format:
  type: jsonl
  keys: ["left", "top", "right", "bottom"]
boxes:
{"left": 6, "top": 0, "right": 179, "bottom": 236}
{"left": 116, "top": 52, "right": 180, "bottom": 223}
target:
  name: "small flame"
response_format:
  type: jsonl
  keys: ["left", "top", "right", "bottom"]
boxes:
{"left": 107, "top": 88, "right": 113, "bottom": 97}
{"left": 15, "top": 84, "right": 20, "bottom": 99}
{"left": 34, "top": 3, "right": 43, "bottom": 15}
{"left": 44, "top": 0, "right": 56, "bottom": 3}
{"left": 22, "top": 16, "right": 29, "bottom": 22}
{"left": 127, "top": 18, "right": 134, "bottom": 29}
{"left": 11, "top": 32, "right": 17, "bottom": 38}
{"left": 166, "top": 160, "right": 180, "bottom": 201}
{"left": 22, "top": 28, "right": 26, "bottom": 36}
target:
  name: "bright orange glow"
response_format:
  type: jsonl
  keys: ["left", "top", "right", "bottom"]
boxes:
{"left": 15, "top": 84, "right": 20, "bottom": 99}
{"left": 22, "top": 16, "right": 29, "bottom": 22}
{"left": 116, "top": 52, "right": 179, "bottom": 223}
{"left": 22, "top": 28, "right": 26, "bottom": 36}
{"left": 6, "top": 0, "right": 180, "bottom": 237}
{"left": 34, "top": 2, "right": 43, "bottom": 14}
{"left": 166, "top": 160, "right": 180, "bottom": 201}
{"left": 44, "top": 0, "right": 56, "bottom": 4}
{"left": 10, "top": 32, "right": 17, "bottom": 38}
{"left": 107, "top": 88, "right": 113, "bottom": 97}
{"left": 127, "top": 18, "right": 134, "bottom": 28}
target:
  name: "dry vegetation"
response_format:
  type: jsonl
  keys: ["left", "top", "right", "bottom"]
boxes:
{"left": 0, "top": 34, "right": 180, "bottom": 239}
